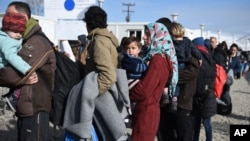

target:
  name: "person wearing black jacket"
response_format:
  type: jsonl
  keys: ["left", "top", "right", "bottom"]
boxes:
{"left": 212, "top": 40, "right": 229, "bottom": 72}
{"left": 192, "top": 37, "right": 217, "bottom": 141}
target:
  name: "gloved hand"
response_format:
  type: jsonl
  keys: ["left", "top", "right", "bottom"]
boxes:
{"left": 170, "top": 100, "right": 178, "bottom": 112}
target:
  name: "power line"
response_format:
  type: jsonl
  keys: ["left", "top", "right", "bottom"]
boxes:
{"left": 122, "top": 3, "right": 135, "bottom": 22}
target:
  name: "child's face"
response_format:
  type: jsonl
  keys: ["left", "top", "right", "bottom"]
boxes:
{"left": 6, "top": 31, "right": 23, "bottom": 40}
{"left": 125, "top": 41, "right": 141, "bottom": 57}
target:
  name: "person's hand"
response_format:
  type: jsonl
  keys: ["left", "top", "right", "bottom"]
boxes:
{"left": 170, "top": 100, "right": 178, "bottom": 112}
{"left": 198, "top": 59, "right": 202, "bottom": 67}
{"left": 25, "top": 72, "right": 38, "bottom": 84}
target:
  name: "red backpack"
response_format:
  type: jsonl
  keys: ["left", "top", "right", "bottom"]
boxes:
{"left": 214, "top": 64, "right": 227, "bottom": 98}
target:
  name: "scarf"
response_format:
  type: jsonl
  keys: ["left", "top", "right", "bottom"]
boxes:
{"left": 23, "top": 18, "right": 38, "bottom": 38}
{"left": 143, "top": 22, "right": 178, "bottom": 96}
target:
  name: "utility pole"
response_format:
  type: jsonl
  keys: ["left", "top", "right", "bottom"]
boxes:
{"left": 200, "top": 24, "right": 205, "bottom": 37}
{"left": 98, "top": 0, "right": 104, "bottom": 8}
{"left": 171, "top": 13, "right": 179, "bottom": 22}
{"left": 122, "top": 3, "right": 135, "bottom": 22}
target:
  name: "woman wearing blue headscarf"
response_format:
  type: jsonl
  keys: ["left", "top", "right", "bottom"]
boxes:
{"left": 129, "top": 22, "right": 178, "bottom": 141}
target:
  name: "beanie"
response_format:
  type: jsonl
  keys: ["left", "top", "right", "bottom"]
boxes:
{"left": 204, "top": 39, "right": 211, "bottom": 49}
{"left": 2, "top": 12, "right": 27, "bottom": 33}
{"left": 192, "top": 37, "right": 205, "bottom": 46}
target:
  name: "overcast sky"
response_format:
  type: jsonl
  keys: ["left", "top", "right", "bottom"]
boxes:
{"left": 1, "top": 0, "right": 249, "bottom": 38}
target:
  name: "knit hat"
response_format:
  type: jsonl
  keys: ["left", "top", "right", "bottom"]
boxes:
{"left": 192, "top": 37, "right": 205, "bottom": 46}
{"left": 2, "top": 12, "right": 27, "bottom": 33}
{"left": 204, "top": 39, "right": 211, "bottom": 49}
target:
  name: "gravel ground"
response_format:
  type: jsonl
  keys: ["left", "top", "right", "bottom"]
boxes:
{"left": 0, "top": 72, "right": 249, "bottom": 141}
{"left": 209, "top": 72, "right": 250, "bottom": 141}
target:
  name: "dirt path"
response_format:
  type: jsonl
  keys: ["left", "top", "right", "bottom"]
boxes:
{"left": 0, "top": 73, "right": 249, "bottom": 141}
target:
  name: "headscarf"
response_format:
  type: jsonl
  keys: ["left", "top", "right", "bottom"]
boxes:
{"left": 143, "top": 22, "right": 178, "bottom": 97}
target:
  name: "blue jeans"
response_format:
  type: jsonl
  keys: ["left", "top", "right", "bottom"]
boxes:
{"left": 193, "top": 117, "right": 212, "bottom": 141}
{"left": 241, "top": 62, "right": 249, "bottom": 73}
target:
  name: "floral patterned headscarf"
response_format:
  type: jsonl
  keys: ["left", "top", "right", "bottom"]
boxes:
{"left": 143, "top": 22, "right": 178, "bottom": 97}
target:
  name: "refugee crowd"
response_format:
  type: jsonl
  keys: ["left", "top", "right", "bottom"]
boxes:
{"left": 0, "top": 1, "right": 249, "bottom": 141}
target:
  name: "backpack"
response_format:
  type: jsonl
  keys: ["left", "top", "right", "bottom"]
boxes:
{"left": 51, "top": 49, "right": 85, "bottom": 126}
{"left": 36, "top": 33, "right": 85, "bottom": 126}
{"left": 213, "top": 64, "right": 227, "bottom": 98}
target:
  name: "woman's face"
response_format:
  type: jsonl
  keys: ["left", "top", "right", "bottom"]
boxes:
{"left": 142, "top": 28, "right": 151, "bottom": 47}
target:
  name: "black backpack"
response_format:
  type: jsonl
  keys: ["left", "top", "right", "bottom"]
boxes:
{"left": 36, "top": 33, "right": 85, "bottom": 126}
{"left": 51, "top": 50, "right": 85, "bottom": 126}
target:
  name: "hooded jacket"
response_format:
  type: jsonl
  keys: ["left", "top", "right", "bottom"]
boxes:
{"left": 173, "top": 37, "right": 202, "bottom": 64}
{"left": 0, "top": 30, "right": 31, "bottom": 75}
{"left": 85, "top": 28, "right": 119, "bottom": 94}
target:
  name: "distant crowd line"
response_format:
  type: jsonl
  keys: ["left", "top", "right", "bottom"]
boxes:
{"left": 1, "top": 1, "right": 249, "bottom": 141}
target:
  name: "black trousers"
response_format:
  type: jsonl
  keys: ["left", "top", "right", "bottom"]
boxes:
{"left": 17, "top": 112, "right": 50, "bottom": 141}
{"left": 158, "top": 108, "right": 194, "bottom": 141}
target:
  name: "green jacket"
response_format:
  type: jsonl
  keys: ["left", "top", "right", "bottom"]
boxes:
{"left": 85, "top": 28, "right": 119, "bottom": 94}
